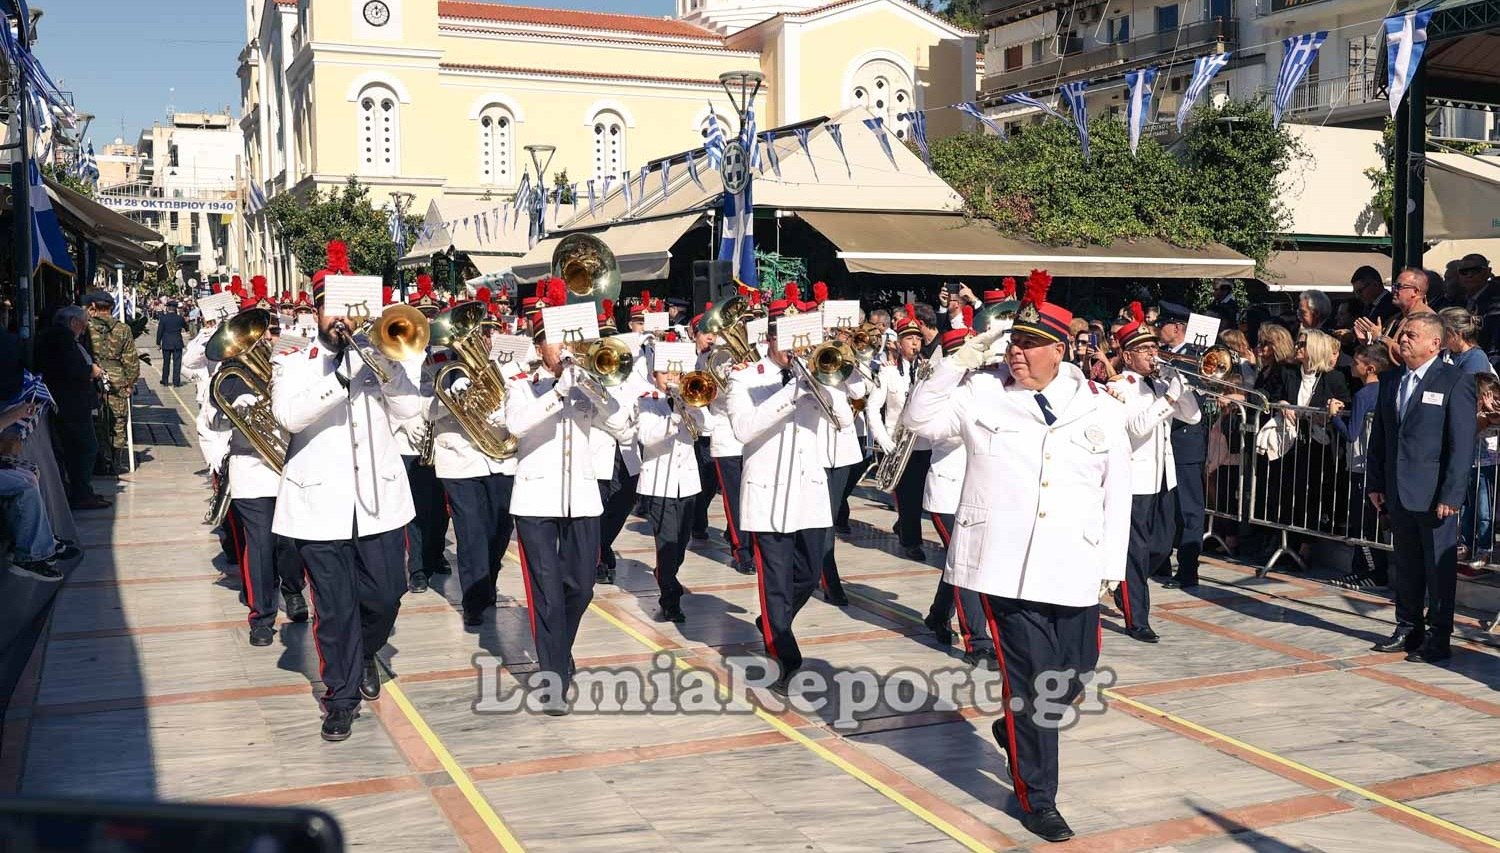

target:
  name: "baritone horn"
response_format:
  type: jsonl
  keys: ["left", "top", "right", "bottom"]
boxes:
{"left": 701, "top": 296, "right": 756, "bottom": 386}
{"left": 205, "top": 308, "right": 287, "bottom": 476}
{"left": 432, "top": 300, "right": 518, "bottom": 460}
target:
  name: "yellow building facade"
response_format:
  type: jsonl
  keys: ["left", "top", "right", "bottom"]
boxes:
{"left": 239, "top": 0, "right": 977, "bottom": 288}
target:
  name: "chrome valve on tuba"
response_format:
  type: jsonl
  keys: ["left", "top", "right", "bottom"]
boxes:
{"left": 204, "top": 309, "right": 287, "bottom": 525}
{"left": 432, "top": 301, "right": 519, "bottom": 460}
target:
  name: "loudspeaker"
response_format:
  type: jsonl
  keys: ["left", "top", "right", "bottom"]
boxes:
{"left": 692, "top": 260, "right": 735, "bottom": 314}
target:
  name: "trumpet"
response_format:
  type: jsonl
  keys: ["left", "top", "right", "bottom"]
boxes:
{"left": 564, "top": 336, "right": 633, "bottom": 406}
{"left": 335, "top": 303, "right": 430, "bottom": 383}
{"left": 1153, "top": 348, "right": 1270, "bottom": 413}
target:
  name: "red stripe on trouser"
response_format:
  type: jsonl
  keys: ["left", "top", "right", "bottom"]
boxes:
{"left": 930, "top": 513, "right": 951, "bottom": 549}
{"left": 1119, "top": 578, "right": 1135, "bottom": 628}
{"left": 515, "top": 538, "right": 538, "bottom": 643}
{"left": 229, "top": 506, "right": 260, "bottom": 625}
{"left": 301, "top": 565, "right": 329, "bottom": 700}
{"left": 979, "top": 595, "right": 1033, "bottom": 813}
{"left": 929, "top": 513, "right": 978, "bottom": 652}
{"left": 1097, "top": 619, "right": 1103, "bottom": 652}
{"left": 751, "top": 534, "right": 777, "bottom": 658}
{"left": 713, "top": 459, "right": 741, "bottom": 550}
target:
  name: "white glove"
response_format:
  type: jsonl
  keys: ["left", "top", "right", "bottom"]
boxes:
{"left": 949, "top": 324, "right": 1008, "bottom": 371}
{"left": 232, "top": 393, "right": 257, "bottom": 409}
{"left": 1165, "top": 374, "right": 1186, "bottom": 403}
{"left": 449, "top": 376, "right": 472, "bottom": 396}
{"left": 554, "top": 367, "right": 577, "bottom": 397}
{"left": 877, "top": 436, "right": 896, "bottom": 455}
{"left": 1099, "top": 580, "right": 1121, "bottom": 598}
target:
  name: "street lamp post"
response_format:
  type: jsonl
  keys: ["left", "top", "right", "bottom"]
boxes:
{"left": 388, "top": 190, "right": 415, "bottom": 300}
{"left": 523, "top": 144, "right": 556, "bottom": 252}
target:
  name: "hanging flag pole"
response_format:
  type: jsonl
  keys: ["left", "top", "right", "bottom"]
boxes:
{"left": 717, "top": 70, "right": 764, "bottom": 288}
{"left": 10, "top": 4, "right": 35, "bottom": 361}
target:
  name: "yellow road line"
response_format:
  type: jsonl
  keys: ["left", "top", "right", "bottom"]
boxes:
{"left": 586, "top": 602, "right": 994, "bottom": 853}
{"left": 377, "top": 666, "right": 528, "bottom": 853}
{"left": 165, "top": 382, "right": 195, "bottom": 416}
{"left": 1103, "top": 689, "right": 1500, "bottom": 849}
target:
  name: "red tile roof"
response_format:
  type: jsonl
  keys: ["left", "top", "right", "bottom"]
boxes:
{"left": 438, "top": 1, "right": 720, "bottom": 40}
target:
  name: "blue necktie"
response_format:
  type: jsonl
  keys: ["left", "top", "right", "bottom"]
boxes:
{"left": 1034, "top": 393, "right": 1056, "bottom": 425}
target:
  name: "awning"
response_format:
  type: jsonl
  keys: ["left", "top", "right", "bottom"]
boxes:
{"left": 1262, "top": 248, "right": 1389, "bottom": 292}
{"left": 44, "top": 177, "right": 161, "bottom": 243}
{"left": 511, "top": 213, "right": 706, "bottom": 282}
{"left": 798, "top": 211, "right": 1255, "bottom": 278}
{"left": 1426, "top": 152, "right": 1500, "bottom": 240}
{"left": 469, "top": 255, "right": 513, "bottom": 276}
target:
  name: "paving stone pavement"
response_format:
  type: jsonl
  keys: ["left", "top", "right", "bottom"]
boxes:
{"left": 6, "top": 349, "right": 1500, "bottom": 852}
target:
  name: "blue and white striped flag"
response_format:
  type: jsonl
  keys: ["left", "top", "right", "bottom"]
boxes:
{"left": 704, "top": 105, "right": 726, "bottom": 169}
{"left": 1124, "top": 67, "right": 1157, "bottom": 155}
{"left": 863, "top": 117, "right": 899, "bottom": 169}
{"left": 743, "top": 109, "right": 759, "bottom": 170}
{"left": 717, "top": 184, "right": 755, "bottom": 285}
{"left": 587, "top": 180, "right": 597, "bottom": 217}
{"left": 77, "top": 141, "right": 100, "bottom": 187}
{"left": 387, "top": 204, "right": 405, "bottom": 254}
{"left": 621, "top": 170, "right": 634, "bottom": 209}
{"left": 1386, "top": 10, "right": 1433, "bottom": 118}
{"left": 1059, "top": 81, "right": 1090, "bottom": 161}
{"left": 660, "top": 160, "right": 672, "bottom": 198}
{"left": 1272, "top": 31, "right": 1328, "bottom": 127}
{"left": 903, "top": 110, "right": 931, "bottom": 168}
{"left": 29, "top": 160, "right": 74, "bottom": 276}
{"left": 513, "top": 173, "right": 531, "bottom": 210}
{"left": 637, "top": 165, "right": 649, "bottom": 203}
{"left": 1002, "top": 91, "right": 1066, "bottom": 122}
{"left": 686, "top": 151, "right": 705, "bottom": 190}
{"left": 1177, "top": 52, "right": 1231, "bottom": 132}
{"left": 792, "top": 127, "right": 817, "bottom": 179}
{"left": 827, "top": 123, "right": 850, "bottom": 175}
{"left": 954, "top": 102, "right": 1004, "bottom": 136}
{"left": 762, "top": 133, "right": 781, "bottom": 178}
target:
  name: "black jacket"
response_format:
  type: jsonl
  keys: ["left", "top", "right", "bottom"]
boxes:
{"left": 156, "top": 312, "right": 188, "bottom": 351}
{"left": 38, "top": 325, "right": 95, "bottom": 418}
{"left": 1283, "top": 368, "right": 1352, "bottom": 412}
{"left": 1366, "top": 361, "right": 1477, "bottom": 513}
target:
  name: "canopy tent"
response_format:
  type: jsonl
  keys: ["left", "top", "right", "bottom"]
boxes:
{"left": 1261, "top": 248, "right": 1393, "bottom": 291}
{"left": 399, "top": 194, "right": 564, "bottom": 267}
{"left": 1425, "top": 152, "right": 1500, "bottom": 240}
{"left": 511, "top": 212, "right": 708, "bottom": 283}
{"left": 43, "top": 176, "right": 162, "bottom": 270}
{"left": 799, "top": 211, "right": 1256, "bottom": 279}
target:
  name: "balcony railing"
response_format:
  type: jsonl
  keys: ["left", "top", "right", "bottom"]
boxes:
{"left": 1284, "top": 71, "right": 1381, "bottom": 116}
{"left": 982, "top": 19, "right": 1238, "bottom": 100}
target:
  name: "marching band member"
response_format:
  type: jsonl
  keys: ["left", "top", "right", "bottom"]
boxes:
{"left": 270, "top": 241, "right": 423, "bottom": 742}
{"left": 401, "top": 274, "right": 453, "bottom": 594}
{"left": 727, "top": 292, "right": 850, "bottom": 694}
{"left": 920, "top": 310, "right": 995, "bottom": 668}
{"left": 885, "top": 306, "right": 933, "bottom": 560}
{"left": 505, "top": 286, "right": 636, "bottom": 711}
{"left": 1154, "top": 302, "right": 1207, "bottom": 590}
{"left": 903, "top": 275, "right": 1130, "bottom": 843}
{"left": 591, "top": 299, "right": 645, "bottom": 584}
{"left": 1105, "top": 302, "right": 1201, "bottom": 643}
{"left": 810, "top": 285, "right": 866, "bottom": 606}
{"left": 688, "top": 310, "right": 720, "bottom": 544}
{"left": 703, "top": 295, "right": 753, "bottom": 574}
{"left": 636, "top": 340, "right": 709, "bottom": 623}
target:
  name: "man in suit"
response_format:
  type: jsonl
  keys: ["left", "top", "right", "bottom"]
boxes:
{"left": 156, "top": 300, "right": 188, "bottom": 387}
{"left": 1155, "top": 303, "right": 1207, "bottom": 589}
{"left": 1366, "top": 309, "right": 1477, "bottom": 664}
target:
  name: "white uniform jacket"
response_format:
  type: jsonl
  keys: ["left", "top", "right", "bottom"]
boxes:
{"left": 726, "top": 358, "right": 842, "bottom": 533}
{"left": 815, "top": 376, "right": 869, "bottom": 469}
{"left": 922, "top": 434, "right": 966, "bottom": 515}
{"left": 862, "top": 362, "right": 898, "bottom": 454}
{"left": 636, "top": 392, "right": 704, "bottom": 498}
{"left": 206, "top": 376, "right": 282, "bottom": 501}
{"left": 426, "top": 353, "right": 518, "bottom": 480}
{"left": 700, "top": 351, "right": 745, "bottom": 458}
{"left": 270, "top": 342, "right": 422, "bottom": 540}
{"left": 588, "top": 371, "right": 646, "bottom": 480}
{"left": 883, "top": 356, "right": 935, "bottom": 451}
{"left": 184, "top": 329, "right": 230, "bottom": 470}
{"left": 505, "top": 365, "right": 636, "bottom": 518}
{"left": 904, "top": 360, "right": 1132, "bottom": 607}
{"left": 1107, "top": 369, "right": 1202, "bottom": 494}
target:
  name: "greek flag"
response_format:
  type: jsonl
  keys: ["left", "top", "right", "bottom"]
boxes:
{"left": 863, "top": 117, "right": 899, "bottom": 169}
{"left": 387, "top": 204, "right": 405, "bottom": 254}
{"left": 8, "top": 371, "right": 54, "bottom": 440}
{"left": 637, "top": 165, "right": 649, "bottom": 203}
{"left": 1177, "top": 52, "right": 1231, "bottom": 132}
{"left": 792, "top": 127, "right": 817, "bottom": 179}
{"left": 587, "top": 179, "right": 597, "bottom": 217}
{"left": 762, "top": 133, "right": 781, "bottom": 178}
{"left": 955, "top": 101, "right": 1004, "bottom": 136}
{"left": 744, "top": 109, "right": 759, "bottom": 170}
{"left": 513, "top": 173, "right": 531, "bottom": 210}
{"left": 717, "top": 184, "right": 755, "bottom": 285}
{"left": 246, "top": 181, "right": 267, "bottom": 215}
{"left": 621, "top": 170, "right": 634, "bottom": 209}
{"left": 686, "top": 151, "right": 705, "bottom": 190}
{"left": 704, "top": 105, "right": 725, "bottom": 169}
{"left": 112, "top": 285, "right": 135, "bottom": 322}
{"left": 1386, "top": 10, "right": 1434, "bottom": 118}
{"left": 1272, "top": 31, "right": 1328, "bottom": 127}
{"left": 903, "top": 110, "right": 931, "bottom": 168}
{"left": 660, "top": 160, "right": 672, "bottom": 198}
{"left": 29, "top": 160, "right": 74, "bottom": 276}
{"left": 77, "top": 142, "right": 100, "bottom": 186}
{"left": 1124, "top": 67, "right": 1157, "bottom": 155}
{"left": 827, "top": 123, "right": 850, "bottom": 175}
{"left": 1059, "top": 81, "right": 1090, "bottom": 161}
{"left": 1002, "top": 91, "right": 1065, "bottom": 122}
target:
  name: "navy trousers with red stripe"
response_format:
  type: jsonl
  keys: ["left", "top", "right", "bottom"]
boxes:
{"left": 404, "top": 454, "right": 450, "bottom": 577}
{"left": 690, "top": 436, "right": 718, "bottom": 538}
{"left": 296, "top": 525, "right": 407, "bottom": 712}
{"left": 442, "top": 472, "right": 514, "bottom": 619}
{"left": 597, "top": 449, "right": 638, "bottom": 571}
{"left": 229, "top": 496, "right": 305, "bottom": 629}
{"left": 752, "top": 528, "right": 830, "bottom": 675}
{"left": 981, "top": 595, "right": 1101, "bottom": 814}
{"left": 712, "top": 454, "right": 753, "bottom": 570}
{"left": 927, "top": 512, "right": 993, "bottom": 654}
{"left": 835, "top": 453, "right": 872, "bottom": 528}
{"left": 515, "top": 516, "right": 599, "bottom": 688}
{"left": 820, "top": 464, "right": 859, "bottom": 598}
{"left": 1119, "top": 486, "right": 1176, "bottom": 631}
{"left": 642, "top": 494, "right": 693, "bottom": 610}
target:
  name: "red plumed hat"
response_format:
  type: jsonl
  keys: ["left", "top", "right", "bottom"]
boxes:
{"left": 1115, "top": 299, "right": 1158, "bottom": 349}
{"left": 895, "top": 302, "right": 922, "bottom": 339}
{"left": 475, "top": 286, "right": 492, "bottom": 304}
{"left": 1012, "top": 268, "right": 1071, "bottom": 344}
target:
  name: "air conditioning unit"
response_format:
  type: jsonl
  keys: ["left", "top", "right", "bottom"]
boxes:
{"left": 1077, "top": 6, "right": 1099, "bottom": 23}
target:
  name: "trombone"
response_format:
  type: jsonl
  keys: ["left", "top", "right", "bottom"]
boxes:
{"left": 666, "top": 370, "right": 717, "bottom": 440}
{"left": 787, "top": 338, "right": 855, "bottom": 425}
{"left": 836, "top": 324, "right": 881, "bottom": 388}
{"left": 334, "top": 303, "right": 430, "bottom": 383}
{"left": 563, "top": 336, "right": 634, "bottom": 406}
{"left": 1154, "top": 347, "right": 1270, "bottom": 413}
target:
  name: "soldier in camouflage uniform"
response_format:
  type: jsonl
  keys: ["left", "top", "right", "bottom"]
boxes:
{"left": 84, "top": 290, "right": 141, "bottom": 474}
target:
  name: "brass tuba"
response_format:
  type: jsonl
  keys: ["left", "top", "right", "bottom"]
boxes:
{"left": 701, "top": 295, "right": 757, "bottom": 387}
{"left": 206, "top": 309, "right": 287, "bottom": 475}
{"left": 432, "top": 301, "right": 519, "bottom": 459}
{"left": 551, "top": 233, "right": 622, "bottom": 306}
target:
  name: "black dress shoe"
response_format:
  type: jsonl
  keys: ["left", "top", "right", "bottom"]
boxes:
{"left": 1127, "top": 627, "right": 1160, "bottom": 644}
{"left": 653, "top": 606, "right": 686, "bottom": 624}
{"left": 963, "top": 649, "right": 999, "bottom": 670}
{"left": 359, "top": 659, "right": 381, "bottom": 700}
{"left": 249, "top": 625, "right": 275, "bottom": 647}
{"left": 824, "top": 590, "right": 850, "bottom": 607}
{"left": 431, "top": 558, "right": 452, "bottom": 575}
{"left": 595, "top": 564, "right": 616, "bottom": 584}
{"left": 1161, "top": 579, "right": 1182, "bottom": 589}
{"left": 990, "top": 718, "right": 1014, "bottom": 768}
{"left": 1406, "top": 644, "right": 1452, "bottom": 664}
{"left": 408, "top": 572, "right": 429, "bottom": 594}
{"left": 924, "top": 614, "right": 955, "bottom": 646}
{"left": 1021, "top": 807, "right": 1075, "bottom": 843}
{"left": 463, "top": 610, "right": 484, "bottom": 628}
{"left": 321, "top": 707, "right": 355, "bottom": 742}
{"left": 733, "top": 560, "right": 755, "bottom": 575}
{"left": 284, "top": 591, "right": 309, "bottom": 623}
{"left": 1373, "top": 629, "right": 1423, "bottom": 653}
{"left": 901, "top": 547, "right": 926, "bottom": 561}
{"left": 834, "top": 523, "right": 853, "bottom": 536}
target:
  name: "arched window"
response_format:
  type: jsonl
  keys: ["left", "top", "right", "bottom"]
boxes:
{"left": 478, "top": 105, "right": 514, "bottom": 185}
{"left": 849, "top": 59, "right": 914, "bottom": 139}
{"left": 357, "top": 84, "right": 399, "bottom": 177}
{"left": 591, "top": 110, "right": 625, "bottom": 179}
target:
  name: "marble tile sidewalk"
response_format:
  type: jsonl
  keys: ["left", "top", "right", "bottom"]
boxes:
{"left": 5, "top": 359, "right": 1500, "bottom": 852}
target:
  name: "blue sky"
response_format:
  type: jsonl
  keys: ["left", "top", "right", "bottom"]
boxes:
{"left": 44, "top": 0, "right": 673, "bottom": 148}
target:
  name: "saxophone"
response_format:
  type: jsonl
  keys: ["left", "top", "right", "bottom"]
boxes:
{"left": 871, "top": 357, "right": 933, "bottom": 492}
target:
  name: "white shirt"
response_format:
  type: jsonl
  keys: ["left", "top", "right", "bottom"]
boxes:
{"left": 636, "top": 393, "right": 704, "bottom": 498}
{"left": 1398, "top": 354, "right": 1438, "bottom": 416}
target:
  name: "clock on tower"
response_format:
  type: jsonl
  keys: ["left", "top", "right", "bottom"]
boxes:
{"left": 362, "top": 0, "right": 390, "bottom": 26}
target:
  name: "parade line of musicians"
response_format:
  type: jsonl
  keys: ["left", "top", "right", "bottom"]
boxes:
{"left": 177, "top": 239, "right": 1473, "bottom": 845}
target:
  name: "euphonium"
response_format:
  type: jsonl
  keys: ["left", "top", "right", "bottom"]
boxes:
{"left": 205, "top": 309, "right": 287, "bottom": 476}
{"left": 432, "top": 301, "right": 518, "bottom": 460}
{"left": 702, "top": 296, "right": 756, "bottom": 383}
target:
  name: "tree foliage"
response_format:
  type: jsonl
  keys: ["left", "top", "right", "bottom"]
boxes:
{"left": 42, "top": 163, "right": 95, "bottom": 198}
{"left": 929, "top": 99, "right": 1300, "bottom": 274}
{"left": 263, "top": 177, "right": 420, "bottom": 279}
